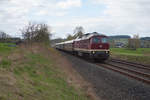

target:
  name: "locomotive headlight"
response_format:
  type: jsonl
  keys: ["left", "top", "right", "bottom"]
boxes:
{"left": 99, "top": 45, "right": 102, "bottom": 48}
{"left": 106, "top": 51, "right": 109, "bottom": 53}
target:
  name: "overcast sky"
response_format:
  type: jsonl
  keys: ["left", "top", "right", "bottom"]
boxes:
{"left": 0, "top": 0, "right": 150, "bottom": 38}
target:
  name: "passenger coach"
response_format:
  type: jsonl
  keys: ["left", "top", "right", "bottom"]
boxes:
{"left": 55, "top": 32, "right": 110, "bottom": 61}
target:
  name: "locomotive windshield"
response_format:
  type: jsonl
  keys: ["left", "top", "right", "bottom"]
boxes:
{"left": 101, "top": 37, "right": 108, "bottom": 43}
{"left": 92, "top": 37, "right": 108, "bottom": 43}
{"left": 92, "top": 37, "right": 100, "bottom": 43}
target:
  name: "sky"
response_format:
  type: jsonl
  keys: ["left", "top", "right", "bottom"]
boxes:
{"left": 0, "top": 0, "right": 150, "bottom": 38}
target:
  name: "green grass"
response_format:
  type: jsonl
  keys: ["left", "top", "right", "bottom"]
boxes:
{"left": 0, "top": 45, "right": 88, "bottom": 100}
{"left": 0, "top": 59, "right": 11, "bottom": 69}
{"left": 111, "top": 48, "right": 150, "bottom": 56}
{"left": 0, "top": 43, "right": 16, "bottom": 55}
{"left": 0, "top": 43, "right": 15, "bottom": 69}
{"left": 13, "top": 53, "right": 87, "bottom": 100}
{"left": 110, "top": 48, "right": 150, "bottom": 64}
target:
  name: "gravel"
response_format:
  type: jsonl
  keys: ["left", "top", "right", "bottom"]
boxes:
{"left": 60, "top": 52, "right": 150, "bottom": 100}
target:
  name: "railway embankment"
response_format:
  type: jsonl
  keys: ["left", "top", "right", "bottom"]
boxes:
{"left": 60, "top": 51, "right": 150, "bottom": 100}
{"left": 0, "top": 43, "right": 95, "bottom": 100}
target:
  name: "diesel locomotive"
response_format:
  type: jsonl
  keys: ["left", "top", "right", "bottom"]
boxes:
{"left": 55, "top": 32, "right": 110, "bottom": 61}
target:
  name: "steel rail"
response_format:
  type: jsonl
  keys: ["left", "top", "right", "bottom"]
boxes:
{"left": 109, "top": 59, "right": 150, "bottom": 70}
{"left": 97, "top": 63, "right": 150, "bottom": 85}
{"left": 106, "top": 63, "right": 150, "bottom": 78}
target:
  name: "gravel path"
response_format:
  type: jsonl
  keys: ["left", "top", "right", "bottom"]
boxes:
{"left": 61, "top": 52, "right": 150, "bottom": 100}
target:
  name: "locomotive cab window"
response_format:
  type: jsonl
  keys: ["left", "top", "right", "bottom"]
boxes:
{"left": 92, "top": 37, "right": 100, "bottom": 43}
{"left": 101, "top": 37, "right": 108, "bottom": 43}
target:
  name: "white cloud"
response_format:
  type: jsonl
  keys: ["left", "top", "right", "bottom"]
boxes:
{"left": 0, "top": 0, "right": 82, "bottom": 37}
{"left": 88, "top": 0, "right": 150, "bottom": 37}
{"left": 0, "top": 0, "right": 150, "bottom": 38}
{"left": 95, "top": 0, "right": 150, "bottom": 17}
{"left": 51, "top": 13, "right": 150, "bottom": 38}
{"left": 57, "top": 0, "right": 81, "bottom": 9}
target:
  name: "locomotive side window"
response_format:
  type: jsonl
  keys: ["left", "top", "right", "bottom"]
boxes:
{"left": 92, "top": 37, "right": 100, "bottom": 43}
{"left": 101, "top": 37, "right": 108, "bottom": 43}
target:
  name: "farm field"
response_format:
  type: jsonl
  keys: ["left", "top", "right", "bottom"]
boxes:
{"left": 110, "top": 48, "right": 150, "bottom": 65}
{"left": 0, "top": 43, "right": 89, "bottom": 100}
{"left": 0, "top": 43, "right": 16, "bottom": 55}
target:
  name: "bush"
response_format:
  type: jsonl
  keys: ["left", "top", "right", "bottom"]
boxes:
{"left": 21, "top": 22, "right": 51, "bottom": 45}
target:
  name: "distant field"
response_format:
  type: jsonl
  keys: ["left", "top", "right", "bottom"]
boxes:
{"left": 110, "top": 48, "right": 150, "bottom": 64}
{"left": 0, "top": 43, "right": 16, "bottom": 55}
{"left": 110, "top": 48, "right": 150, "bottom": 56}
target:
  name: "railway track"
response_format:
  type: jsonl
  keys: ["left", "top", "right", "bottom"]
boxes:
{"left": 109, "top": 58, "right": 150, "bottom": 70}
{"left": 61, "top": 50, "right": 150, "bottom": 85}
{"left": 96, "top": 59, "right": 150, "bottom": 85}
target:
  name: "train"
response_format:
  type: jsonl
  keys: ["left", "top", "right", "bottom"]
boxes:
{"left": 55, "top": 32, "right": 110, "bottom": 61}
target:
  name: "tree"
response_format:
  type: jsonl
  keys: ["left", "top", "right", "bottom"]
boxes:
{"left": 0, "top": 31, "right": 10, "bottom": 39}
{"left": 128, "top": 34, "right": 140, "bottom": 50}
{"left": 21, "top": 22, "right": 51, "bottom": 45}
{"left": 109, "top": 39, "right": 115, "bottom": 48}
{"left": 66, "top": 34, "right": 74, "bottom": 40}
{"left": 0, "top": 31, "right": 11, "bottom": 42}
{"left": 73, "top": 26, "right": 84, "bottom": 38}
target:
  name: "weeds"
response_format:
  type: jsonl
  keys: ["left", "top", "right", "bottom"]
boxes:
{"left": 0, "top": 59, "right": 11, "bottom": 69}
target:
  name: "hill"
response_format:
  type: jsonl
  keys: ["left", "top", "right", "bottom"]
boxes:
{"left": 108, "top": 35, "right": 131, "bottom": 47}
{"left": 140, "top": 37, "right": 150, "bottom": 40}
{"left": 109, "top": 35, "right": 131, "bottom": 39}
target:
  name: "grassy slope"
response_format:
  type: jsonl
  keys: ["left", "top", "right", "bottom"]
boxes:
{"left": 0, "top": 43, "right": 89, "bottom": 100}
{"left": 110, "top": 48, "right": 150, "bottom": 64}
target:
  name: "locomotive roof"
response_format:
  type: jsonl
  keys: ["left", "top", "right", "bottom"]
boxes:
{"left": 55, "top": 32, "right": 106, "bottom": 45}
{"left": 74, "top": 32, "right": 106, "bottom": 41}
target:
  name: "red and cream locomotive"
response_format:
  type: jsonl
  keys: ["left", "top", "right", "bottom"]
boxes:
{"left": 55, "top": 32, "right": 110, "bottom": 61}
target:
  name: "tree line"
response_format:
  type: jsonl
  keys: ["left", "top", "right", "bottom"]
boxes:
{"left": 0, "top": 22, "right": 52, "bottom": 45}
{"left": 0, "top": 31, "right": 16, "bottom": 43}
{"left": 21, "top": 22, "right": 85, "bottom": 45}
{"left": 51, "top": 26, "right": 85, "bottom": 45}
{"left": 0, "top": 22, "right": 85, "bottom": 46}
{"left": 2, "top": 22, "right": 147, "bottom": 49}
{"left": 21, "top": 22, "right": 51, "bottom": 45}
